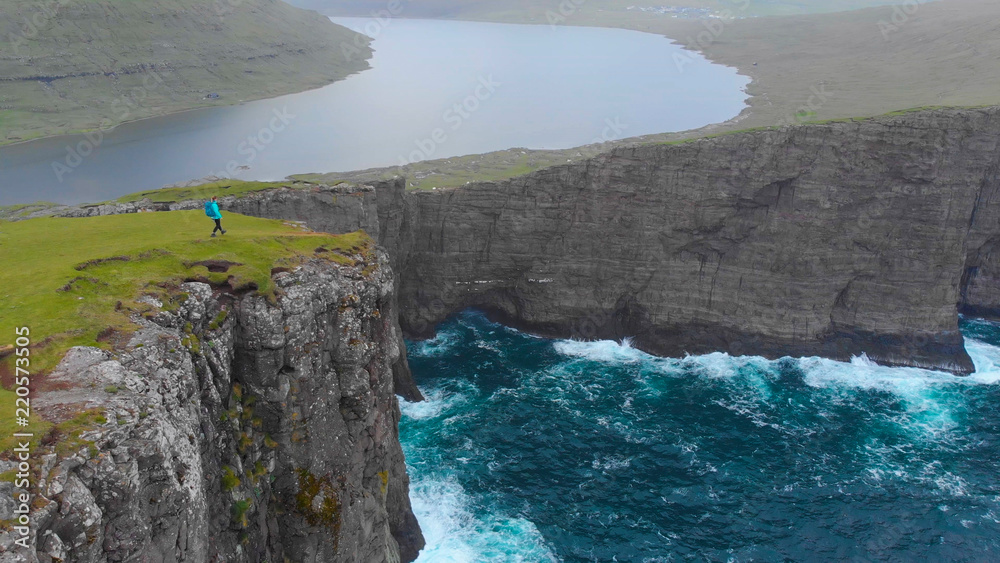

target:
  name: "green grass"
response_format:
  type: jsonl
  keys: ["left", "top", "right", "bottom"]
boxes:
{"left": 0, "top": 210, "right": 374, "bottom": 377}
{"left": 116, "top": 180, "right": 308, "bottom": 204}
{"left": 49, "top": 409, "right": 107, "bottom": 458}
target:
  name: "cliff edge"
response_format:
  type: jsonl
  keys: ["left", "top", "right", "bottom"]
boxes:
{"left": 0, "top": 218, "right": 424, "bottom": 562}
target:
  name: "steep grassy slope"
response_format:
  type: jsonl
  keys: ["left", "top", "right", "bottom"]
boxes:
{"left": 0, "top": 0, "right": 373, "bottom": 145}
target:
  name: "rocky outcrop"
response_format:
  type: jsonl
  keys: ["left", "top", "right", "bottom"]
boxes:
{"left": 1, "top": 255, "right": 424, "bottom": 562}
{"left": 40, "top": 183, "right": 424, "bottom": 403}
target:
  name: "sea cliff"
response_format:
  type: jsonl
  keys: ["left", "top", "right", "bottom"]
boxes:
{"left": 11, "top": 105, "right": 1000, "bottom": 561}
{"left": 242, "top": 108, "right": 1000, "bottom": 375}
{"left": 0, "top": 253, "right": 424, "bottom": 562}
{"left": 35, "top": 107, "right": 1000, "bottom": 375}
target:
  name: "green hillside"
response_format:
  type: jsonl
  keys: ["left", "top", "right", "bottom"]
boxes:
{"left": 0, "top": 0, "right": 373, "bottom": 145}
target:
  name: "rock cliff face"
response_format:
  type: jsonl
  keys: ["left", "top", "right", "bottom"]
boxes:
{"left": 384, "top": 108, "right": 1000, "bottom": 374}
{"left": 2, "top": 255, "right": 424, "bottom": 562}
{"left": 371, "top": 108, "right": 1000, "bottom": 375}
{"left": 43, "top": 108, "right": 1000, "bottom": 375}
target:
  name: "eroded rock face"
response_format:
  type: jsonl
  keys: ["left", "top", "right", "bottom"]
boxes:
{"left": 2, "top": 256, "right": 423, "bottom": 562}
{"left": 380, "top": 108, "right": 1000, "bottom": 374}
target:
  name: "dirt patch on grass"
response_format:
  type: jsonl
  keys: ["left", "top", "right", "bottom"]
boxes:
{"left": 75, "top": 256, "right": 131, "bottom": 271}
{"left": 58, "top": 277, "right": 104, "bottom": 292}
{"left": 189, "top": 260, "right": 243, "bottom": 273}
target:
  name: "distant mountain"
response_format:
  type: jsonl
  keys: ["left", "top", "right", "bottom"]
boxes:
{"left": 283, "top": 0, "right": 936, "bottom": 19}
{"left": 0, "top": 0, "right": 372, "bottom": 145}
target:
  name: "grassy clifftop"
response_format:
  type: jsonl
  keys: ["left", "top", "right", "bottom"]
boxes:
{"left": 0, "top": 210, "right": 373, "bottom": 384}
{"left": 0, "top": 210, "right": 374, "bottom": 452}
{"left": 0, "top": 0, "right": 372, "bottom": 145}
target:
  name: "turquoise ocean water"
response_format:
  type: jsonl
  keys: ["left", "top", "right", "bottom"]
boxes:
{"left": 402, "top": 311, "right": 1000, "bottom": 562}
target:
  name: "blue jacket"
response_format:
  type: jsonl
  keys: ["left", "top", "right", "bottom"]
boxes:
{"left": 206, "top": 201, "right": 222, "bottom": 220}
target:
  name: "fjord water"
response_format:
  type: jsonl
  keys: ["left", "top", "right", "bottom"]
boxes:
{"left": 401, "top": 312, "right": 1000, "bottom": 562}
{"left": 0, "top": 18, "right": 748, "bottom": 206}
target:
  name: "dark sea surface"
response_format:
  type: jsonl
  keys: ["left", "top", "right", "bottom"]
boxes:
{"left": 402, "top": 312, "right": 1000, "bottom": 562}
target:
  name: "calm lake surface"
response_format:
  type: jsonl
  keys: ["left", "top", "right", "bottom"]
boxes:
{"left": 0, "top": 18, "right": 748, "bottom": 206}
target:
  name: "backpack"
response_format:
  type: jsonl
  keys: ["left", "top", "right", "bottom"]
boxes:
{"left": 204, "top": 201, "right": 214, "bottom": 217}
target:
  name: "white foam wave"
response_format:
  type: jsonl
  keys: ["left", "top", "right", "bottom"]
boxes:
{"left": 551, "top": 331, "right": 1000, "bottom": 390}
{"left": 964, "top": 338, "right": 1000, "bottom": 384}
{"left": 410, "top": 475, "right": 558, "bottom": 563}
{"left": 591, "top": 454, "right": 632, "bottom": 472}
{"left": 549, "top": 331, "right": 1000, "bottom": 444}
{"left": 552, "top": 338, "right": 651, "bottom": 364}
{"left": 401, "top": 386, "right": 471, "bottom": 421}
{"left": 411, "top": 328, "right": 462, "bottom": 358}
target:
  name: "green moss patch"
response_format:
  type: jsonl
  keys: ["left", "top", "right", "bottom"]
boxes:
{"left": 232, "top": 499, "right": 252, "bottom": 528}
{"left": 222, "top": 466, "right": 241, "bottom": 492}
{"left": 40, "top": 409, "right": 106, "bottom": 458}
{"left": 295, "top": 469, "right": 342, "bottom": 531}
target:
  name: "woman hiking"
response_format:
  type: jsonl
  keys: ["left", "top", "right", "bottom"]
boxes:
{"left": 204, "top": 196, "right": 227, "bottom": 237}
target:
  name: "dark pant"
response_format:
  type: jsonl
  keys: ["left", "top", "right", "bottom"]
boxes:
{"left": 213, "top": 219, "right": 223, "bottom": 233}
